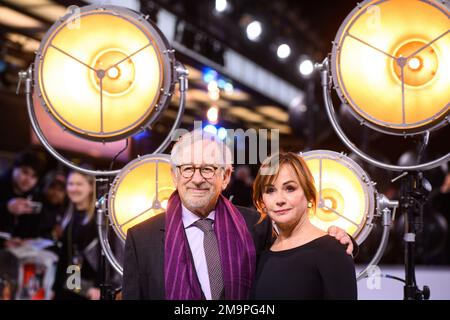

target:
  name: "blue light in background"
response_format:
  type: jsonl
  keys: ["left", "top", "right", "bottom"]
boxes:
{"left": 202, "top": 68, "right": 218, "bottom": 83}
{"left": 204, "top": 124, "right": 218, "bottom": 135}
{"left": 224, "top": 82, "right": 234, "bottom": 92}
{"left": 202, "top": 68, "right": 234, "bottom": 93}
{"left": 132, "top": 129, "right": 150, "bottom": 141}
{"left": 217, "top": 127, "right": 227, "bottom": 140}
{"left": 217, "top": 79, "right": 226, "bottom": 89}
{"left": 0, "top": 60, "right": 7, "bottom": 73}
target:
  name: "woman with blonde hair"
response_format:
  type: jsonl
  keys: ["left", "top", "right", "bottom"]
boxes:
{"left": 251, "top": 152, "right": 357, "bottom": 300}
{"left": 53, "top": 168, "right": 101, "bottom": 300}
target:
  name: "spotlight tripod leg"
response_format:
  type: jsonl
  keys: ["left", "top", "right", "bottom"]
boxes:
{"left": 96, "top": 181, "right": 115, "bottom": 300}
{"left": 99, "top": 221, "right": 112, "bottom": 300}
{"left": 401, "top": 172, "right": 430, "bottom": 300}
{"left": 403, "top": 219, "right": 418, "bottom": 299}
{"left": 96, "top": 200, "right": 119, "bottom": 300}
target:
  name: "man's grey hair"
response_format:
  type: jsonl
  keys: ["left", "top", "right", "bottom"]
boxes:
{"left": 170, "top": 129, "right": 233, "bottom": 173}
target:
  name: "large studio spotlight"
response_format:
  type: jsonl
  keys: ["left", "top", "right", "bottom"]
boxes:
{"left": 97, "top": 154, "right": 175, "bottom": 274}
{"left": 316, "top": 0, "right": 449, "bottom": 300}
{"left": 316, "top": 0, "right": 449, "bottom": 171}
{"left": 302, "top": 150, "right": 376, "bottom": 244}
{"left": 330, "top": 0, "right": 449, "bottom": 136}
{"left": 19, "top": 4, "right": 188, "bottom": 176}
{"left": 109, "top": 154, "right": 174, "bottom": 241}
{"left": 35, "top": 6, "right": 175, "bottom": 141}
{"left": 301, "top": 150, "right": 398, "bottom": 279}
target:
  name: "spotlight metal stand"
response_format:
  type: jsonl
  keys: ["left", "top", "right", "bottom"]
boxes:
{"left": 96, "top": 180, "right": 115, "bottom": 300}
{"left": 356, "top": 194, "right": 398, "bottom": 281}
{"left": 392, "top": 171, "right": 431, "bottom": 300}
{"left": 316, "top": 58, "right": 449, "bottom": 300}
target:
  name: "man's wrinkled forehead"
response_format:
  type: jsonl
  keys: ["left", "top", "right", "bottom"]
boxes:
{"left": 177, "top": 139, "right": 226, "bottom": 165}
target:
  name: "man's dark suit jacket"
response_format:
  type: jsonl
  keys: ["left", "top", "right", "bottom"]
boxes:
{"left": 122, "top": 206, "right": 273, "bottom": 300}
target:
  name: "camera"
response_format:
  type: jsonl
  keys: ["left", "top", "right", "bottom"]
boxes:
{"left": 28, "top": 201, "right": 42, "bottom": 214}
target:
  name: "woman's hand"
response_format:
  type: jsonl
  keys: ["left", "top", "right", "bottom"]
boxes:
{"left": 327, "top": 226, "right": 354, "bottom": 256}
{"left": 86, "top": 287, "right": 101, "bottom": 300}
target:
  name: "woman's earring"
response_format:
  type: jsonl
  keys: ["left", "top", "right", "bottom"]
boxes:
{"left": 307, "top": 202, "right": 313, "bottom": 208}
{"left": 271, "top": 219, "right": 280, "bottom": 235}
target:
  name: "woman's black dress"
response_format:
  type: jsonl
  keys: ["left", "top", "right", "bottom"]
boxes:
{"left": 252, "top": 235, "right": 357, "bottom": 300}
{"left": 53, "top": 208, "right": 99, "bottom": 300}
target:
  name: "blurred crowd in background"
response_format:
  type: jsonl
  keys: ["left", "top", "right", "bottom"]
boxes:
{"left": 0, "top": 147, "right": 122, "bottom": 300}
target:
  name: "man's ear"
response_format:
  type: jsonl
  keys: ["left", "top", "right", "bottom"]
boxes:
{"left": 222, "top": 167, "right": 232, "bottom": 190}
{"left": 170, "top": 168, "right": 178, "bottom": 187}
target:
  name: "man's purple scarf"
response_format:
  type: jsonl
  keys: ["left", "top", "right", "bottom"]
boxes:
{"left": 164, "top": 191, "right": 256, "bottom": 300}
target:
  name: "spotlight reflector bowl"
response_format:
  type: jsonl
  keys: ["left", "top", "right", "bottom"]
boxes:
{"left": 34, "top": 5, "right": 175, "bottom": 142}
{"left": 331, "top": 0, "right": 450, "bottom": 136}
{"left": 108, "top": 154, "right": 175, "bottom": 242}
{"left": 301, "top": 150, "right": 376, "bottom": 245}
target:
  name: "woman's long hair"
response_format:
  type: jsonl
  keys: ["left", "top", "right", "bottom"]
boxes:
{"left": 62, "top": 170, "right": 96, "bottom": 228}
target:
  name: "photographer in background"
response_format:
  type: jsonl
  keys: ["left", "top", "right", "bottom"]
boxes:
{"left": 38, "top": 170, "right": 67, "bottom": 241}
{"left": 0, "top": 149, "right": 47, "bottom": 248}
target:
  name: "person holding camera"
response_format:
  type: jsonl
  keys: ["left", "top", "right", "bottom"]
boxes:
{"left": 0, "top": 149, "right": 47, "bottom": 248}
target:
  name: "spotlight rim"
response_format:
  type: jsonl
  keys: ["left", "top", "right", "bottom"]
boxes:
{"left": 33, "top": 4, "right": 176, "bottom": 142}
{"left": 301, "top": 149, "right": 376, "bottom": 245}
{"left": 108, "top": 153, "right": 174, "bottom": 243}
{"left": 330, "top": 0, "right": 450, "bottom": 136}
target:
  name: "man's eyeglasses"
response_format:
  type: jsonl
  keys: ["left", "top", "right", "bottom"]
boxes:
{"left": 177, "top": 164, "right": 221, "bottom": 179}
